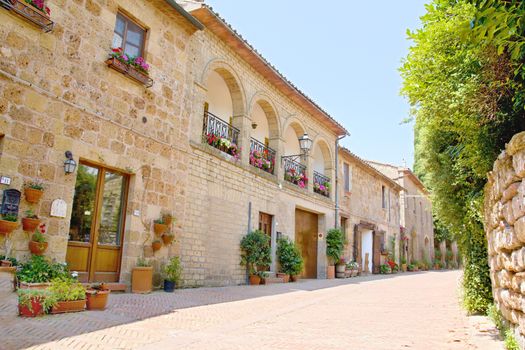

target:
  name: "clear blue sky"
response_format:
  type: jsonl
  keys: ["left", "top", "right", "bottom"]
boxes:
{"left": 205, "top": 0, "right": 429, "bottom": 168}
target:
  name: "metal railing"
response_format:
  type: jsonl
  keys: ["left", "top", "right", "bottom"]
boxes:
{"left": 202, "top": 111, "right": 240, "bottom": 155}
{"left": 249, "top": 138, "right": 276, "bottom": 174}
{"left": 313, "top": 171, "right": 331, "bottom": 197}
{"left": 1, "top": 0, "right": 54, "bottom": 32}
{"left": 282, "top": 156, "right": 307, "bottom": 188}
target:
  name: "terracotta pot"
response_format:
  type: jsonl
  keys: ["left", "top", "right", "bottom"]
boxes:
{"left": 24, "top": 188, "right": 44, "bottom": 203}
{"left": 0, "top": 260, "right": 12, "bottom": 267}
{"left": 290, "top": 275, "right": 299, "bottom": 282}
{"left": 86, "top": 290, "right": 110, "bottom": 310}
{"left": 326, "top": 265, "right": 335, "bottom": 279}
{"left": 29, "top": 240, "right": 48, "bottom": 255}
{"left": 22, "top": 217, "right": 41, "bottom": 232}
{"left": 152, "top": 241, "right": 162, "bottom": 252}
{"left": 50, "top": 299, "right": 86, "bottom": 314}
{"left": 163, "top": 215, "right": 173, "bottom": 226}
{"left": 132, "top": 266, "right": 153, "bottom": 294}
{"left": 276, "top": 273, "right": 290, "bottom": 283}
{"left": 18, "top": 282, "right": 51, "bottom": 290}
{"left": 401, "top": 264, "right": 407, "bottom": 272}
{"left": 249, "top": 275, "right": 261, "bottom": 285}
{"left": 19, "top": 298, "right": 44, "bottom": 317}
{"left": 161, "top": 234, "right": 174, "bottom": 245}
{"left": 153, "top": 223, "right": 168, "bottom": 235}
{"left": 351, "top": 270, "right": 358, "bottom": 277}
{"left": 0, "top": 219, "right": 17, "bottom": 235}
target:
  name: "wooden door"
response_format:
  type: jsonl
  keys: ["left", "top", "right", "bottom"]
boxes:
{"left": 66, "top": 163, "right": 129, "bottom": 282}
{"left": 372, "top": 231, "right": 383, "bottom": 274}
{"left": 295, "top": 209, "right": 318, "bottom": 278}
{"left": 259, "top": 212, "right": 272, "bottom": 237}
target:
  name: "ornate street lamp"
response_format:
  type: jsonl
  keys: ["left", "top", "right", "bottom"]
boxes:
{"left": 298, "top": 133, "right": 312, "bottom": 155}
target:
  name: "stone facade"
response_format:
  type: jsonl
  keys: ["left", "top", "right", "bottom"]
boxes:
{"left": 338, "top": 149, "right": 402, "bottom": 272}
{"left": 484, "top": 131, "right": 525, "bottom": 345}
{"left": 368, "top": 161, "right": 435, "bottom": 264}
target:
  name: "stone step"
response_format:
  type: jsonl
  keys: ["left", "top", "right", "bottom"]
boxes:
{"left": 262, "top": 277, "right": 285, "bottom": 284}
{"left": 82, "top": 282, "right": 127, "bottom": 292}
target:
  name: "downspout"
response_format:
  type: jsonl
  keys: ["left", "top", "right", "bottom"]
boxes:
{"left": 334, "top": 134, "right": 347, "bottom": 228}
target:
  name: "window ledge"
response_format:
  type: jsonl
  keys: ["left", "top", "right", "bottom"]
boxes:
{"left": 106, "top": 57, "right": 153, "bottom": 88}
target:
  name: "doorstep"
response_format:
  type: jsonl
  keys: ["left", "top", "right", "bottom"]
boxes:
{"left": 81, "top": 282, "right": 127, "bottom": 292}
{"left": 262, "top": 277, "right": 285, "bottom": 284}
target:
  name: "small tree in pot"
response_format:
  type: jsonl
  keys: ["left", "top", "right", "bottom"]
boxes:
{"left": 240, "top": 230, "right": 271, "bottom": 285}
{"left": 276, "top": 236, "right": 303, "bottom": 282}
{"left": 163, "top": 256, "right": 182, "bottom": 292}
{"left": 326, "top": 228, "right": 345, "bottom": 279}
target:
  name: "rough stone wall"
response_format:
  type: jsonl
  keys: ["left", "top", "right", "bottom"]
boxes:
{"left": 484, "top": 131, "right": 525, "bottom": 341}
{"left": 0, "top": 0, "right": 196, "bottom": 283}
{"left": 338, "top": 153, "right": 401, "bottom": 264}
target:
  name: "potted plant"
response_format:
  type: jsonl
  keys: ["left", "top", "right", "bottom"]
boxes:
{"left": 240, "top": 230, "right": 271, "bottom": 285}
{"left": 152, "top": 239, "right": 162, "bottom": 252}
{"left": 0, "top": 213, "right": 18, "bottom": 235}
{"left": 346, "top": 261, "right": 359, "bottom": 277}
{"left": 336, "top": 258, "right": 347, "bottom": 278}
{"left": 29, "top": 223, "right": 48, "bottom": 255}
{"left": 49, "top": 278, "right": 86, "bottom": 314}
{"left": 132, "top": 258, "right": 153, "bottom": 294}
{"left": 153, "top": 218, "right": 168, "bottom": 235}
{"left": 326, "top": 228, "right": 345, "bottom": 279}
{"left": 400, "top": 257, "right": 407, "bottom": 272}
{"left": 18, "top": 289, "right": 56, "bottom": 317}
{"left": 380, "top": 264, "right": 392, "bottom": 274}
{"left": 161, "top": 233, "right": 175, "bottom": 245}
{"left": 86, "top": 283, "right": 111, "bottom": 310}
{"left": 162, "top": 212, "right": 173, "bottom": 226}
{"left": 276, "top": 237, "right": 303, "bottom": 283}
{"left": 24, "top": 181, "right": 45, "bottom": 203}
{"left": 0, "top": 255, "right": 17, "bottom": 268}
{"left": 163, "top": 257, "right": 182, "bottom": 292}
{"left": 22, "top": 210, "right": 40, "bottom": 232}
{"left": 17, "top": 255, "right": 70, "bottom": 289}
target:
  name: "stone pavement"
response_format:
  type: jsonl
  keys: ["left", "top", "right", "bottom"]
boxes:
{"left": 0, "top": 271, "right": 504, "bottom": 350}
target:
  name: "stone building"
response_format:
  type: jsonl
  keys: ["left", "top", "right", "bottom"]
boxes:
{"left": 0, "top": 0, "right": 347, "bottom": 287}
{"left": 338, "top": 148, "right": 402, "bottom": 273}
{"left": 367, "top": 161, "right": 435, "bottom": 264}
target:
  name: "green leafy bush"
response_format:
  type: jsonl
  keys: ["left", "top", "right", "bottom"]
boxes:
{"left": 49, "top": 278, "right": 86, "bottom": 301}
{"left": 326, "top": 228, "right": 345, "bottom": 265}
{"left": 240, "top": 230, "right": 271, "bottom": 277}
{"left": 17, "top": 255, "right": 70, "bottom": 283}
{"left": 163, "top": 257, "right": 182, "bottom": 283}
{"left": 0, "top": 255, "right": 18, "bottom": 266}
{"left": 18, "top": 289, "right": 57, "bottom": 312}
{"left": 504, "top": 330, "right": 520, "bottom": 350}
{"left": 276, "top": 237, "right": 303, "bottom": 276}
{"left": 2, "top": 214, "right": 17, "bottom": 222}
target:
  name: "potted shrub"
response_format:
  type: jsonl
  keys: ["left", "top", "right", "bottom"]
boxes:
{"left": 161, "top": 233, "right": 174, "bottom": 245}
{"left": 49, "top": 278, "right": 86, "bottom": 314}
{"left": 22, "top": 210, "right": 41, "bottom": 232}
{"left": 276, "top": 237, "right": 303, "bottom": 283}
{"left": 86, "top": 283, "right": 111, "bottom": 310}
{"left": 346, "top": 261, "right": 359, "bottom": 277}
{"left": 28, "top": 223, "right": 48, "bottom": 255}
{"left": 0, "top": 213, "right": 18, "bottom": 235}
{"left": 17, "top": 255, "right": 70, "bottom": 289}
{"left": 153, "top": 218, "right": 168, "bottom": 235}
{"left": 24, "top": 181, "right": 45, "bottom": 203}
{"left": 400, "top": 257, "right": 407, "bottom": 272}
{"left": 240, "top": 230, "right": 271, "bottom": 285}
{"left": 132, "top": 258, "right": 153, "bottom": 294}
{"left": 326, "top": 228, "right": 345, "bottom": 279}
{"left": 152, "top": 240, "right": 162, "bottom": 252}
{"left": 18, "top": 289, "right": 56, "bottom": 317}
{"left": 163, "top": 256, "right": 182, "bottom": 292}
{"left": 380, "top": 264, "right": 392, "bottom": 274}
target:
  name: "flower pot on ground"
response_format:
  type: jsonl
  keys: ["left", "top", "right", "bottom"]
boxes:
{"left": 18, "top": 289, "right": 56, "bottom": 317}
{"left": 29, "top": 223, "right": 48, "bottom": 256}
{"left": 152, "top": 240, "right": 162, "bottom": 252}
{"left": 346, "top": 261, "right": 359, "bottom": 278}
{"left": 240, "top": 230, "right": 271, "bottom": 286}
{"left": 22, "top": 210, "right": 40, "bottom": 232}
{"left": 276, "top": 237, "right": 303, "bottom": 282}
{"left": 249, "top": 274, "right": 261, "bottom": 285}
{"left": 380, "top": 264, "right": 392, "bottom": 274}
{"left": 276, "top": 272, "right": 290, "bottom": 283}
{"left": 162, "top": 257, "right": 181, "bottom": 293}
{"left": 17, "top": 255, "right": 71, "bottom": 288}
{"left": 290, "top": 275, "right": 299, "bottom": 282}
{"left": 132, "top": 258, "right": 153, "bottom": 294}
{"left": 0, "top": 214, "right": 18, "bottom": 235}
{"left": 49, "top": 278, "right": 86, "bottom": 314}
{"left": 161, "top": 233, "right": 174, "bottom": 245}
{"left": 86, "top": 283, "right": 110, "bottom": 310}
{"left": 326, "top": 228, "right": 345, "bottom": 280}
{"left": 336, "top": 259, "right": 347, "bottom": 278}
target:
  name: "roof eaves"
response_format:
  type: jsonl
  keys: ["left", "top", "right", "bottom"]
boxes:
{"left": 165, "top": 0, "right": 204, "bottom": 30}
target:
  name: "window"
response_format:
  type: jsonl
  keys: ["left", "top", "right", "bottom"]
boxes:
{"left": 343, "top": 163, "right": 351, "bottom": 192}
{"left": 112, "top": 13, "right": 146, "bottom": 58}
{"left": 381, "top": 185, "right": 386, "bottom": 209}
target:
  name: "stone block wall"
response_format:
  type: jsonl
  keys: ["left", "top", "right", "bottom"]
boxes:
{"left": 485, "top": 131, "right": 525, "bottom": 341}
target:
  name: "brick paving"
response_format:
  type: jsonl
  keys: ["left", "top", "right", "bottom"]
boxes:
{"left": 0, "top": 271, "right": 504, "bottom": 350}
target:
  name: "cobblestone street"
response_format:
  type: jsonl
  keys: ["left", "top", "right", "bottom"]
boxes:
{"left": 0, "top": 271, "right": 503, "bottom": 350}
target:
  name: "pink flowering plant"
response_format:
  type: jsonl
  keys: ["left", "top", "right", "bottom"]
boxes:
{"left": 284, "top": 168, "right": 308, "bottom": 188}
{"left": 24, "top": 0, "right": 51, "bottom": 15}
{"left": 110, "top": 48, "right": 150, "bottom": 75}
{"left": 249, "top": 149, "right": 274, "bottom": 174}
{"left": 314, "top": 180, "right": 330, "bottom": 197}
{"left": 205, "top": 132, "right": 240, "bottom": 159}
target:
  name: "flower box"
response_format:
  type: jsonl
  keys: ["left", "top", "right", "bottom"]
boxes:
{"left": 50, "top": 299, "right": 86, "bottom": 314}
{"left": 4, "top": 0, "right": 54, "bottom": 32}
{"left": 105, "top": 55, "right": 153, "bottom": 88}
{"left": 18, "top": 297, "right": 44, "bottom": 317}
{"left": 18, "top": 282, "right": 52, "bottom": 290}
{"left": 127, "top": 67, "right": 152, "bottom": 86}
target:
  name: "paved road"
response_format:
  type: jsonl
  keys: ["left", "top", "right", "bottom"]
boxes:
{"left": 1, "top": 270, "right": 503, "bottom": 350}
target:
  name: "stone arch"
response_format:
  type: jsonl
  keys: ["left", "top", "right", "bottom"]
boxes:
{"left": 311, "top": 135, "right": 334, "bottom": 175}
{"left": 201, "top": 59, "right": 246, "bottom": 118}
{"left": 282, "top": 117, "right": 307, "bottom": 157}
{"left": 247, "top": 92, "right": 281, "bottom": 142}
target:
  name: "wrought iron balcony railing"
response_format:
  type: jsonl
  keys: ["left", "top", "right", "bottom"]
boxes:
{"left": 1, "top": 0, "right": 54, "bottom": 32}
{"left": 313, "top": 171, "right": 331, "bottom": 197}
{"left": 282, "top": 156, "right": 307, "bottom": 189}
{"left": 249, "top": 138, "right": 276, "bottom": 174}
{"left": 202, "top": 111, "right": 240, "bottom": 158}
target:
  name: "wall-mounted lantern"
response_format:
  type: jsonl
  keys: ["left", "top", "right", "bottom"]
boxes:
{"left": 64, "top": 151, "right": 77, "bottom": 174}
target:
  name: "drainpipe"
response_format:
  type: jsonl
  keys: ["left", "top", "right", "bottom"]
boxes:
{"left": 334, "top": 134, "right": 347, "bottom": 228}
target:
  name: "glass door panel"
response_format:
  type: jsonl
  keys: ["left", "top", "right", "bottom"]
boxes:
{"left": 68, "top": 164, "right": 99, "bottom": 243}
{"left": 98, "top": 171, "right": 125, "bottom": 246}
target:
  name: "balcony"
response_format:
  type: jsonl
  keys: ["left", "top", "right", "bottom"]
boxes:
{"left": 202, "top": 111, "right": 240, "bottom": 158}
{"left": 1, "top": 0, "right": 54, "bottom": 32}
{"left": 283, "top": 156, "right": 307, "bottom": 189}
{"left": 313, "top": 171, "right": 330, "bottom": 197}
{"left": 249, "top": 138, "right": 276, "bottom": 174}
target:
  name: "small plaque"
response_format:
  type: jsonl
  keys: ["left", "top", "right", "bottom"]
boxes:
{"left": 50, "top": 199, "right": 67, "bottom": 218}
{"left": 0, "top": 176, "right": 11, "bottom": 185}
{"left": 133, "top": 209, "right": 140, "bottom": 216}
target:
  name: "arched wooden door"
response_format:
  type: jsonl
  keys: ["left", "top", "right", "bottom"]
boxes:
{"left": 66, "top": 162, "right": 129, "bottom": 282}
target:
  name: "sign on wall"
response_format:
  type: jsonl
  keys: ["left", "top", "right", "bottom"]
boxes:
{"left": 50, "top": 199, "right": 67, "bottom": 218}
